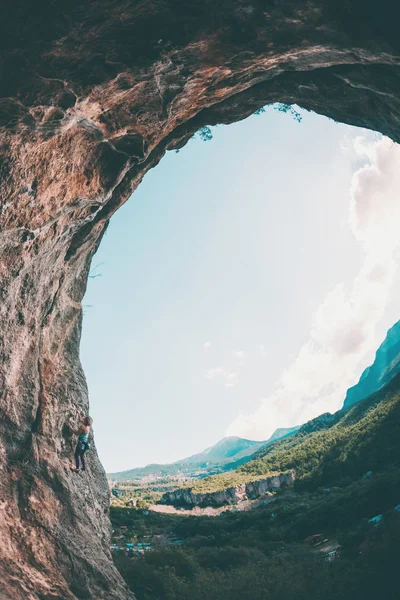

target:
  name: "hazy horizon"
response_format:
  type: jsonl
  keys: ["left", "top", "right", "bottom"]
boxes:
{"left": 107, "top": 427, "right": 301, "bottom": 474}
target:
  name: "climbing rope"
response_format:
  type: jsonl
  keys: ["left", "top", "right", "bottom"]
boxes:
{"left": 85, "top": 461, "right": 107, "bottom": 541}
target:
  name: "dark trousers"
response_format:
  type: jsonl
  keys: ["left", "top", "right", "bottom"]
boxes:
{"left": 75, "top": 440, "right": 89, "bottom": 471}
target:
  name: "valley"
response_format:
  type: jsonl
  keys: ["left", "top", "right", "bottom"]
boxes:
{"left": 109, "top": 322, "right": 400, "bottom": 599}
{"left": 111, "top": 453, "right": 400, "bottom": 599}
{"left": 108, "top": 429, "right": 299, "bottom": 508}
{"left": 109, "top": 320, "right": 400, "bottom": 511}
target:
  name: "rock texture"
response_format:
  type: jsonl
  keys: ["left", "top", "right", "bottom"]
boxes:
{"left": 1, "top": 0, "right": 400, "bottom": 598}
{"left": 161, "top": 471, "right": 296, "bottom": 507}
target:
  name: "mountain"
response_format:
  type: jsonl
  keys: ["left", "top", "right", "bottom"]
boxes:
{"left": 108, "top": 437, "right": 265, "bottom": 481}
{"left": 182, "top": 436, "right": 266, "bottom": 465}
{"left": 343, "top": 319, "right": 400, "bottom": 410}
{"left": 297, "top": 412, "right": 337, "bottom": 436}
{"left": 112, "top": 379, "right": 400, "bottom": 600}
{"left": 267, "top": 426, "right": 300, "bottom": 443}
{"left": 172, "top": 371, "right": 400, "bottom": 499}
{"left": 108, "top": 428, "right": 299, "bottom": 481}
{"left": 166, "top": 321, "right": 400, "bottom": 501}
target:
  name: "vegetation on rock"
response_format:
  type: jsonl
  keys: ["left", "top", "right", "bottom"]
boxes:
{"left": 185, "top": 373, "right": 400, "bottom": 495}
{"left": 111, "top": 374, "right": 400, "bottom": 600}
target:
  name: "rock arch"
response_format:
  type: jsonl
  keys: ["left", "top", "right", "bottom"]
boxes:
{"left": 1, "top": 1, "right": 400, "bottom": 597}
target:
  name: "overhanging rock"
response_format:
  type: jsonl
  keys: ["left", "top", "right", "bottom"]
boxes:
{"left": 1, "top": 1, "right": 400, "bottom": 597}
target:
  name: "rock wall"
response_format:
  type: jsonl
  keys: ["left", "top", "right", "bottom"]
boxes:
{"left": 162, "top": 471, "right": 296, "bottom": 507}
{"left": 343, "top": 319, "right": 400, "bottom": 410}
{"left": 1, "top": 0, "right": 400, "bottom": 597}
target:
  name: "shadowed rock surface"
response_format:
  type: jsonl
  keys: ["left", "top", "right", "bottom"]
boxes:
{"left": 343, "top": 320, "right": 400, "bottom": 410}
{"left": 1, "top": 0, "right": 400, "bottom": 598}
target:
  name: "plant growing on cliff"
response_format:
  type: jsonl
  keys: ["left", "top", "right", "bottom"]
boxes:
{"left": 253, "top": 104, "right": 302, "bottom": 121}
{"left": 274, "top": 103, "right": 302, "bottom": 122}
{"left": 89, "top": 262, "right": 105, "bottom": 279}
{"left": 197, "top": 126, "right": 213, "bottom": 141}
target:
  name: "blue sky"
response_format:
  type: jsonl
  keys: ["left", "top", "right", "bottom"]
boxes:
{"left": 81, "top": 106, "right": 400, "bottom": 472}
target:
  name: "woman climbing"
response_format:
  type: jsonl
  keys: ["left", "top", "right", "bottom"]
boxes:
{"left": 71, "top": 413, "right": 93, "bottom": 473}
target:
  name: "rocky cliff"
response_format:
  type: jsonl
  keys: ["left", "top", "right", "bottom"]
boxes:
{"left": 1, "top": 1, "right": 400, "bottom": 598}
{"left": 161, "top": 471, "right": 296, "bottom": 507}
{"left": 343, "top": 320, "right": 400, "bottom": 410}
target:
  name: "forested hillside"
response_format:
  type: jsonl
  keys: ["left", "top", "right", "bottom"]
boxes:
{"left": 179, "top": 372, "right": 400, "bottom": 495}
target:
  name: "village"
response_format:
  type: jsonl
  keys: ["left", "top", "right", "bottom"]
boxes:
{"left": 111, "top": 530, "right": 184, "bottom": 555}
{"left": 112, "top": 521, "right": 340, "bottom": 562}
{"left": 109, "top": 486, "right": 400, "bottom": 566}
{"left": 110, "top": 503, "right": 343, "bottom": 563}
{"left": 110, "top": 506, "right": 185, "bottom": 557}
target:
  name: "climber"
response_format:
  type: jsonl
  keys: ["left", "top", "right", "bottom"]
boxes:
{"left": 70, "top": 414, "right": 93, "bottom": 473}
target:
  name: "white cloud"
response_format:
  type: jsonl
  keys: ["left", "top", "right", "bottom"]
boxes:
{"left": 259, "top": 345, "right": 267, "bottom": 357}
{"left": 205, "top": 367, "right": 224, "bottom": 379}
{"left": 224, "top": 372, "right": 238, "bottom": 388}
{"left": 205, "top": 367, "right": 238, "bottom": 388}
{"left": 227, "top": 136, "right": 400, "bottom": 440}
{"left": 233, "top": 350, "right": 246, "bottom": 359}
{"left": 203, "top": 341, "right": 211, "bottom": 350}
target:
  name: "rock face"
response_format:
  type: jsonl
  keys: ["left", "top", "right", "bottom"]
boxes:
{"left": 161, "top": 471, "right": 296, "bottom": 507}
{"left": 343, "top": 320, "right": 400, "bottom": 410}
{"left": 1, "top": 1, "right": 400, "bottom": 598}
